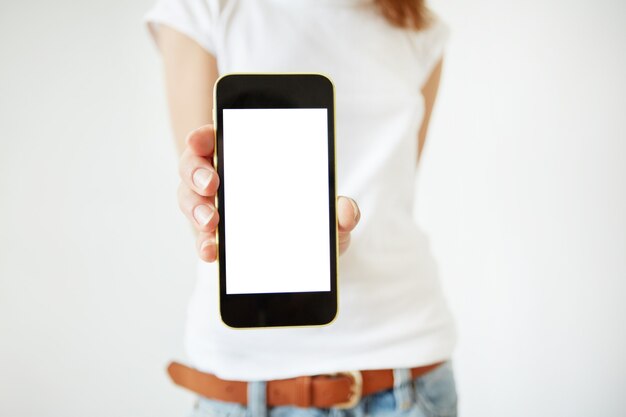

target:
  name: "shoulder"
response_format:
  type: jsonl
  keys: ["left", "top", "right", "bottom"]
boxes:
{"left": 408, "top": 12, "right": 451, "bottom": 85}
{"left": 144, "top": 0, "right": 234, "bottom": 55}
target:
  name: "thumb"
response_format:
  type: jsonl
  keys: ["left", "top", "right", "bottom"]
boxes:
{"left": 337, "top": 196, "right": 360, "bottom": 233}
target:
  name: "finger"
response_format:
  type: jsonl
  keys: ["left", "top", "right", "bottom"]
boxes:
{"left": 337, "top": 196, "right": 360, "bottom": 233}
{"left": 186, "top": 124, "right": 215, "bottom": 157}
{"left": 178, "top": 183, "right": 219, "bottom": 232}
{"left": 196, "top": 231, "right": 218, "bottom": 263}
{"left": 338, "top": 231, "right": 351, "bottom": 255}
{"left": 179, "top": 148, "right": 220, "bottom": 197}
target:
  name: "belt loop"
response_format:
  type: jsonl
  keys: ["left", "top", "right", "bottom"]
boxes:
{"left": 247, "top": 381, "right": 268, "bottom": 417}
{"left": 392, "top": 368, "right": 415, "bottom": 411}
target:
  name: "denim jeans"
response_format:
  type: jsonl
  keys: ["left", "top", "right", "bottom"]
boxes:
{"left": 187, "top": 362, "right": 457, "bottom": 417}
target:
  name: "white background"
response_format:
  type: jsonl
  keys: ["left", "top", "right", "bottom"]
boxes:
{"left": 222, "top": 109, "right": 330, "bottom": 294}
{"left": 0, "top": 0, "right": 624, "bottom": 416}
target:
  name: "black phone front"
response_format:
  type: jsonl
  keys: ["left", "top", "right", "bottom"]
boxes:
{"left": 214, "top": 74, "right": 338, "bottom": 328}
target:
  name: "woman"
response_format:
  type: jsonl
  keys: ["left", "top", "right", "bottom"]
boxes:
{"left": 145, "top": 0, "right": 457, "bottom": 416}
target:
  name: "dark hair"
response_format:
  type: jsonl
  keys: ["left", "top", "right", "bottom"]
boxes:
{"left": 375, "top": 0, "right": 431, "bottom": 30}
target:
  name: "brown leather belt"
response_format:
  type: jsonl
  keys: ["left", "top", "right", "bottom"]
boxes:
{"left": 168, "top": 361, "right": 443, "bottom": 409}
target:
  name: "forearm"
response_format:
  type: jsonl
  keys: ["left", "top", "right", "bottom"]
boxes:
{"left": 157, "top": 25, "right": 219, "bottom": 155}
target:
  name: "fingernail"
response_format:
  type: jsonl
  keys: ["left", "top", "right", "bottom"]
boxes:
{"left": 348, "top": 198, "right": 359, "bottom": 221}
{"left": 194, "top": 205, "right": 213, "bottom": 226}
{"left": 193, "top": 168, "right": 213, "bottom": 190}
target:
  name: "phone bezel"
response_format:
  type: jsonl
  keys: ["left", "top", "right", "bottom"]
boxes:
{"left": 214, "top": 73, "right": 338, "bottom": 328}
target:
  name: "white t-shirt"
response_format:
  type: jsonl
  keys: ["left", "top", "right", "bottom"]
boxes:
{"left": 146, "top": 0, "right": 455, "bottom": 381}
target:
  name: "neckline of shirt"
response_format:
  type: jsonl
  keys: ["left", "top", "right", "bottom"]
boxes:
{"left": 268, "top": 0, "right": 374, "bottom": 7}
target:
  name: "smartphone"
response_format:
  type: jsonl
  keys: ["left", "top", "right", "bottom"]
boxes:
{"left": 213, "top": 74, "right": 338, "bottom": 328}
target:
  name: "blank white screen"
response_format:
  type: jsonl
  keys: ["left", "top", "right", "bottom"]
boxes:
{"left": 222, "top": 108, "right": 331, "bottom": 294}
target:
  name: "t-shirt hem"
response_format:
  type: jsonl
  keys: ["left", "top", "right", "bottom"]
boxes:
{"left": 184, "top": 327, "right": 456, "bottom": 381}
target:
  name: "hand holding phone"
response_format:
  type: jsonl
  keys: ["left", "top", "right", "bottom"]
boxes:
{"left": 178, "top": 74, "right": 360, "bottom": 328}
{"left": 180, "top": 127, "right": 359, "bottom": 260}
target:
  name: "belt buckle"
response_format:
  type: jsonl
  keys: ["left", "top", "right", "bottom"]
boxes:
{"left": 332, "top": 371, "right": 363, "bottom": 409}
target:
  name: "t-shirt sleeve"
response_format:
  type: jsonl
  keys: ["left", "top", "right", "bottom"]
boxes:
{"left": 144, "top": 0, "right": 220, "bottom": 55}
{"left": 411, "top": 13, "right": 451, "bottom": 86}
